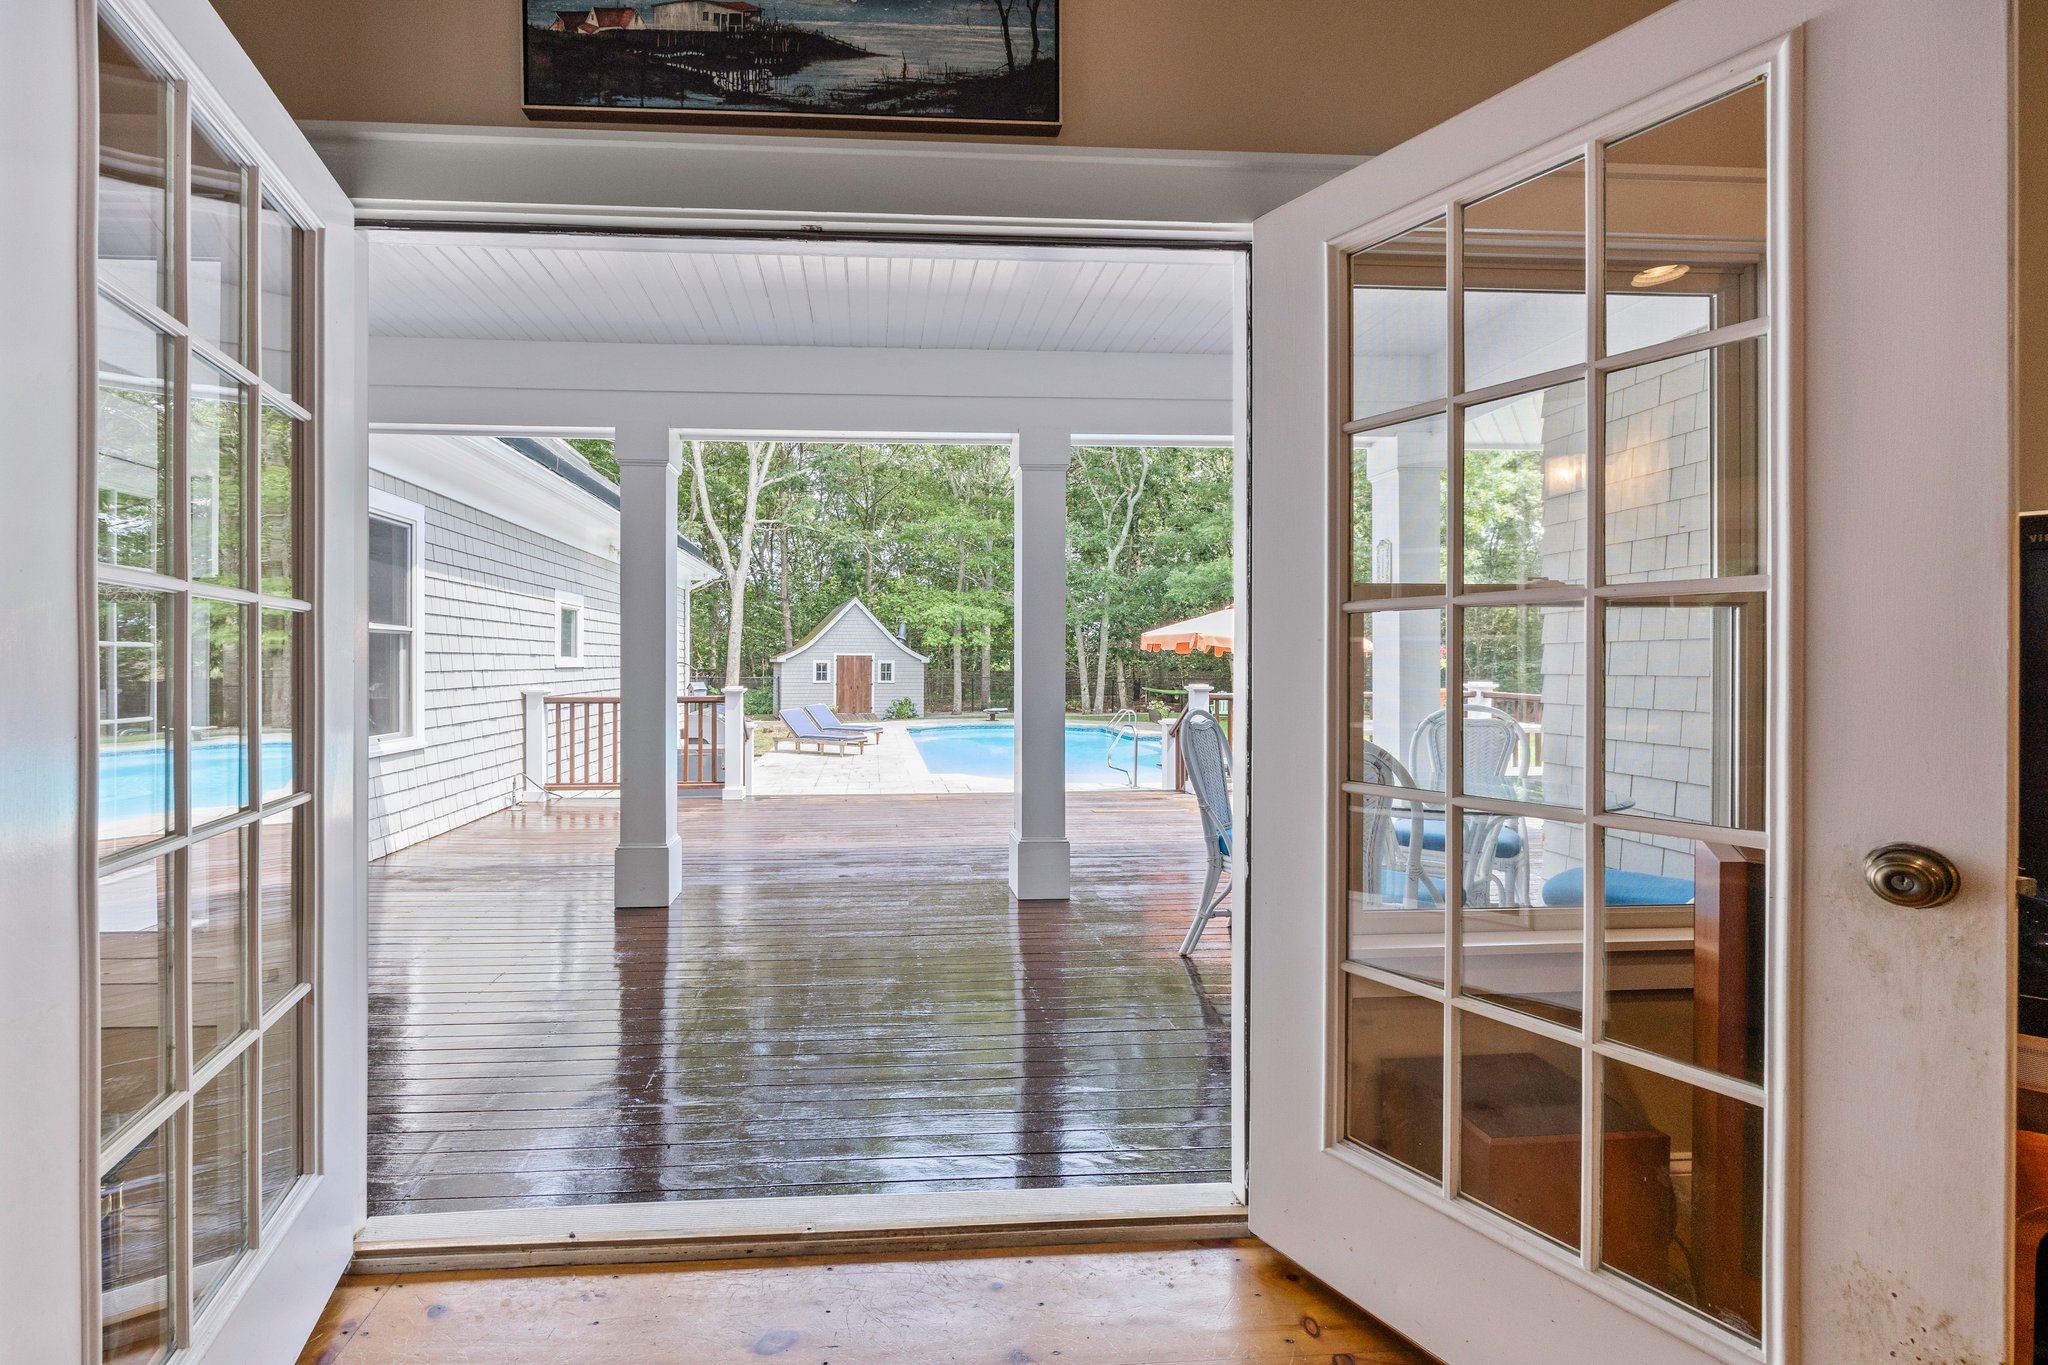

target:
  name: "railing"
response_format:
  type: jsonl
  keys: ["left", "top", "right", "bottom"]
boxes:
{"left": 1209, "top": 692, "right": 1235, "bottom": 742}
{"left": 1466, "top": 684, "right": 1544, "bottom": 771}
{"left": 541, "top": 694, "right": 726, "bottom": 791}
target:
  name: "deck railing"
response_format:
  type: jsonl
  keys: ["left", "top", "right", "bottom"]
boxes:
{"left": 540, "top": 693, "right": 726, "bottom": 791}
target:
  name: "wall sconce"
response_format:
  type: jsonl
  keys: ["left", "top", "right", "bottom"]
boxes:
{"left": 1630, "top": 262, "right": 1691, "bottom": 288}
{"left": 1544, "top": 453, "right": 1586, "bottom": 497}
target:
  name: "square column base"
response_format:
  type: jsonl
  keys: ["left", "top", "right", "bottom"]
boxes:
{"left": 1008, "top": 832, "right": 1072, "bottom": 901}
{"left": 614, "top": 838, "right": 683, "bottom": 909}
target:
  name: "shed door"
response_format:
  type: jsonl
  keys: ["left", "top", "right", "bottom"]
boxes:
{"left": 835, "top": 655, "right": 873, "bottom": 716}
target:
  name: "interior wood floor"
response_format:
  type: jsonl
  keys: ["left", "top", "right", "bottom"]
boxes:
{"left": 369, "top": 792, "right": 1231, "bottom": 1216}
{"left": 298, "top": 1239, "right": 1436, "bottom": 1365}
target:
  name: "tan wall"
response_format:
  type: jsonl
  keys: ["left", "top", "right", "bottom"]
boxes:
{"left": 207, "top": 0, "right": 1673, "bottom": 155}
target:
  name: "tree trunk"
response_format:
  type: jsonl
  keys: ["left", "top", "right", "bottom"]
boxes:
{"left": 990, "top": 0, "right": 1017, "bottom": 73}
{"left": 979, "top": 626, "right": 992, "bottom": 711}
{"left": 779, "top": 525, "right": 793, "bottom": 652}
{"left": 1072, "top": 620, "right": 1092, "bottom": 712}
{"left": 1114, "top": 656, "right": 1129, "bottom": 711}
{"left": 1093, "top": 606, "right": 1112, "bottom": 713}
{"left": 952, "top": 630, "right": 964, "bottom": 714}
{"left": 1026, "top": 0, "right": 1042, "bottom": 63}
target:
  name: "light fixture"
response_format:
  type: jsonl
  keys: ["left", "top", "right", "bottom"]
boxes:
{"left": 1544, "top": 453, "right": 1586, "bottom": 497}
{"left": 1630, "top": 263, "right": 1691, "bottom": 288}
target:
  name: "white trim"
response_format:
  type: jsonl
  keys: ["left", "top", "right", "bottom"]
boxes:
{"left": 365, "top": 488, "right": 426, "bottom": 757}
{"left": 812, "top": 659, "right": 830, "bottom": 684}
{"left": 877, "top": 659, "right": 895, "bottom": 684}
{"left": 552, "top": 589, "right": 584, "bottom": 667}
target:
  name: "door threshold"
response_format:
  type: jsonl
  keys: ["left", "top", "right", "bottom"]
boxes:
{"left": 351, "top": 1183, "right": 1246, "bottom": 1274}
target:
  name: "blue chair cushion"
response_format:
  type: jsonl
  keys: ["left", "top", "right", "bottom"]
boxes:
{"left": 1372, "top": 869, "right": 1442, "bottom": 904}
{"left": 1394, "top": 818, "right": 1523, "bottom": 859}
{"left": 1541, "top": 867, "right": 1695, "bottom": 907}
{"left": 1217, "top": 829, "right": 1231, "bottom": 856}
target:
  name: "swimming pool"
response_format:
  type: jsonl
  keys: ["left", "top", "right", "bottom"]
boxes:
{"left": 100, "top": 736, "right": 295, "bottom": 825}
{"left": 909, "top": 721, "right": 1162, "bottom": 787}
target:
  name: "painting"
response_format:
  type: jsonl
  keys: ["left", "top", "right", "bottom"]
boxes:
{"left": 522, "top": 0, "right": 1060, "bottom": 135}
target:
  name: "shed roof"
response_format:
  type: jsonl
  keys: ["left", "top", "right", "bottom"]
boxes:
{"left": 770, "top": 597, "right": 932, "bottom": 665}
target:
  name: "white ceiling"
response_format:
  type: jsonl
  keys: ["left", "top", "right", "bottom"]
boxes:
{"left": 366, "top": 232, "right": 1239, "bottom": 355}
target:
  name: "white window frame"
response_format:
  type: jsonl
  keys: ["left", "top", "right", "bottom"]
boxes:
{"left": 877, "top": 659, "right": 895, "bottom": 684}
{"left": 553, "top": 590, "right": 584, "bottom": 667}
{"left": 366, "top": 489, "right": 426, "bottom": 756}
{"left": 813, "top": 659, "right": 830, "bottom": 684}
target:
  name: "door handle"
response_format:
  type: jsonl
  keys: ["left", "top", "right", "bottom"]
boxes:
{"left": 1863, "top": 842, "right": 1963, "bottom": 908}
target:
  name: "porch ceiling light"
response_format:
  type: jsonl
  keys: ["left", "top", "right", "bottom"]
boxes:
{"left": 1630, "top": 262, "right": 1691, "bottom": 288}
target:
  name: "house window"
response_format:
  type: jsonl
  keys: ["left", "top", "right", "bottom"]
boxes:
{"left": 813, "top": 660, "right": 830, "bottom": 684}
{"left": 555, "top": 591, "right": 584, "bottom": 666}
{"left": 878, "top": 660, "right": 895, "bottom": 684}
{"left": 367, "top": 491, "right": 425, "bottom": 750}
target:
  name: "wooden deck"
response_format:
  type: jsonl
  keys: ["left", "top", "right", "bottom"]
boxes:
{"left": 368, "top": 792, "right": 1231, "bottom": 1217}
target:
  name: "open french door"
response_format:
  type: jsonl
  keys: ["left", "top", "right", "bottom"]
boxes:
{"left": 0, "top": 0, "right": 364, "bottom": 1361}
{"left": 1246, "top": 0, "right": 2015, "bottom": 1361}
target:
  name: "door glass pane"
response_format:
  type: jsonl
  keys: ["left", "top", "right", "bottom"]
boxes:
{"left": 1604, "top": 339, "right": 1765, "bottom": 584}
{"left": 1601, "top": 1057, "right": 1764, "bottom": 1342}
{"left": 261, "top": 1005, "right": 302, "bottom": 1216}
{"left": 1344, "top": 976, "right": 1444, "bottom": 1180}
{"left": 1603, "top": 596, "right": 1766, "bottom": 830}
{"left": 191, "top": 1054, "right": 250, "bottom": 1311}
{"left": 1603, "top": 830, "right": 1765, "bottom": 1086}
{"left": 100, "top": 859, "right": 170, "bottom": 1139}
{"left": 97, "top": 23, "right": 171, "bottom": 311}
{"left": 99, "top": 586, "right": 173, "bottom": 858}
{"left": 258, "top": 197, "right": 300, "bottom": 396}
{"left": 258, "top": 407, "right": 297, "bottom": 598}
{"left": 259, "top": 810, "right": 298, "bottom": 1008}
{"left": 101, "top": 1126, "right": 174, "bottom": 1365}
{"left": 1458, "top": 1011, "right": 1581, "bottom": 1249}
{"left": 190, "top": 830, "right": 248, "bottom": 1065}
{"left": 1346, "top": 787, "right": 1443, "bottom": 984}
{"left": 1457, "top": 604, "right": 1582, "bottom": 810}
{"left": 97, "top": 298, "right": 172, "bottom": 575}
{"left": 1350, "top": 610, "right": 1445, "bottom": 787}
{"left": 1462, "top": 381, "right": 1587, "bottom": 589}
{"left": 1350, "top": 414, "right": 1446, "bottom": 599}
{"left": 368, "top": 632, "right": 412, "bottom": 741}
{"left": 1463, "top": 159, "right": 1586, "bottom": 393}
{"left": 368, "top": 516, "right": 412, "bottom": 627}
{"left": 1606, "top": 81, "right": 1767, "bottom": 356}
{"left": 1461, "top": 818, "right": 1583, "bottom": 1028}
{"left": 189, "top": 126, "right": 245, "bottom": 362}
{"left": 259, "top": 609, "right": 297, "bottom": 802}
{"left": 191, "top": 598, "right": 248, "bottom": 824}
{"left": 1351, "top": 217, "right": 1447, "bottom": 422}
{"left": 189, "top": 358, "right": 245, "bottom": 589}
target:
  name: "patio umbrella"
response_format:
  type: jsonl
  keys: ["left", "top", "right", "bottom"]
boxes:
{"left": 1140, "top": 605, "right": 1235, "bottom": 655}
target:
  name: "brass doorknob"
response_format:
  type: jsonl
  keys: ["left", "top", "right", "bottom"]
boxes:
{"left": 1864, "top": 843, "right": 1962, "bottom": 908}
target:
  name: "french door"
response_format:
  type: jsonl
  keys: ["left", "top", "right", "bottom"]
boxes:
{"left": 1246, "top": 1, "right": 2014, "bottom": 1362}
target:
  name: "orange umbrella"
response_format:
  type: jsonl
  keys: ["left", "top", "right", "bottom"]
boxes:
{"left": 1140, "top": 605, "right": 1235, "bottom": 655}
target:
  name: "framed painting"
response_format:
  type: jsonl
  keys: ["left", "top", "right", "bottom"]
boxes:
{"left": 522, "top": 0, "right": 1061, "bottom": 135}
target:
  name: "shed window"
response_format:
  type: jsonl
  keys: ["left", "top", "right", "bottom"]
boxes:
{"left": 878, "top": 660, "right": 895, "bottom": 683}
{"left": 813, "top": 660, "right": 830, "bottom": 683}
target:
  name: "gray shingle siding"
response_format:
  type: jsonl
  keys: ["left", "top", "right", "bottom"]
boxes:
{"left": 772, "top": 603, "right": 926, "bottom": 718}
{"left": 367, "top": 471, "right": 690, "bottom": 859}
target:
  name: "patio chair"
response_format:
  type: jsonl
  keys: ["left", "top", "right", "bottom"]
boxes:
{"left": 1178, "top": 710, "right": 1234, "bottom": 956}
{"left": 805, "top": 703, "right": 883, "bottom": 736}
{"left": 1406, "top": 703, "right": 1531, "bottom": 905}
{"left": 1356, "top": 741, "right": 1438, "bottom": 907}
{"left": 775, "top": 707, "right": 870, "bottom": 756}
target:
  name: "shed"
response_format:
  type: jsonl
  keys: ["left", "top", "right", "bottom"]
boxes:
{"left": 770, "top": 598, "right": 929, "bottom": 719}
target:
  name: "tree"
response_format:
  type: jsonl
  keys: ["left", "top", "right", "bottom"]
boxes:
{"left": 984, "top": 0, "right": 1018, "bottom": 73}
{"left": 1067, "top": 445, "right": 1152, "bottom": 711}
{"left": 684, "top": 439, "right": 805, "bottom": 687}
{"left": 1024, "top": 0, "right": 1045, "bottom": 64}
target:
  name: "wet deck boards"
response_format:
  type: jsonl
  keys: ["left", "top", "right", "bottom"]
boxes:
{"left": 368, "top": 792, "right": 1232, "bottom": 1217}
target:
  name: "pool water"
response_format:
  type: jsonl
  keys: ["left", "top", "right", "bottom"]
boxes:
{"left": 909, "top": 721, "right": 1162, "bottom": 786}
{"left": 100, "top": 737, "right": 295, "bottom": 825}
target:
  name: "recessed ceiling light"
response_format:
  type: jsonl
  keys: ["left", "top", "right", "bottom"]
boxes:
{"left": 1631, "top": 263, "right": 1691, "bottom": 288}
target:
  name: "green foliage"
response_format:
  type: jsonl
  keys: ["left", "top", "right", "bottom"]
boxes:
{"left": 1460, "top": 448, "right": 1546, "bottom": 695}
{"left": 744, "top": 684, "right": 774, "bottom": 717}
{"left": 884, "top": 696, "right": 918, "bottom": 720}
{"left": 566, "top": 437, "right": 619, "bottom": 484}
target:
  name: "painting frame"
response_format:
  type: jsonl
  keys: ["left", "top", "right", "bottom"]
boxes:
{"left": 520, "top": 0, "right": 1063, "bottom": 137}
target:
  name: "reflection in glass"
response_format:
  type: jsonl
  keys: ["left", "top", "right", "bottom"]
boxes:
{"left": 259, "top": 197, "right": 300, "bottom": 395}
{"left": 260, "top": 609, "right": 296, "bottom": 802}
{"left": 1344, "top": 976, "right": 1444, "bottom": 1180}
{"left": 261, "top": 1005, "right": 301, "bottom": 1216}
{"left": 1350, "top": 217, "right": 1447, "bottom": 422}
{"left": 1463, "top": 382, "right": 1587, "bottom": 589}
{"left": 98, "top": 586, "right": 174, "bottom": 858}
{"left": 1602, "top": 1058, "right": 1764, "bottom": 1342}
{"left": 190, "top": 831, "right": 248, "bottom": 1066}
{"left": 1604, "top": 340, "right": 1765, "bottom": 584}
{"left": 1455, "top": 605, "right": 1583, "bottom": 810}
{"left": 1461, "top": 818, "right": 1584, "bottom": 1028}
{"left": 1606, "top": 82, "right": 1767, "bottom": 356}
{"left": 98, "top": 298, "right": 172, "bottom": 574}
{"left": 1601, "top": 830, "right": 1765, "bottom": 1086}
{"left": 1345, "top": 786, "right": 1443, "bottom": 986}
{"left": 260, "top": 811, "right": 297, "bottom": 1008}
{"left": 259, "top": 408, "right": 297, "bottom": 598}
{"left": 1604, "top": 597, "right": 1766, "bottom": 829}
{"left": 368, "top": 632, "right": 412, "bottom": 743}
{"left": 189, "top": 126, "right": 245, "bottom": 361}
{"left": 190, "top": 359, "right": 245, "bottom": 589}
{"left": 1348, "top": 610, "right": 1445, "bottom": 783}
{"left": 1350, "top": 414, "right": 1447, "bottom": 599}
{"left": 191, "top": 599, "right": 249, "bottom": 823}
{"left": 191, "top": 1055, "right": 250, "bottom": 1311}
{"left": 101, "top": 1126, "right": 174, "bottom": 1365}
{"left": 1464, "top": 159, "right": 1586, "bottom": 392}
{"left": 100, "top": 859, "right": 170, "bottom": 1140}
{"left": 97, "top": 23, "right": 171, "bottom": 311}
{"left": 1458, "top": 1012, "right": 1582, "bottom": 1249}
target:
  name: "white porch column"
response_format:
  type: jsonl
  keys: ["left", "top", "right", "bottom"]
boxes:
{"left": 614, "top": 421, "right": 683, "bottom": 909}
{"left": 1363, "top": 427, "right": 1448, "bottom": 773}
{"left": 1010, "top": 429, "right": 1072, "bottom": 900}
{"left": 721, "top": 684, "right": 749, "bottom": 801}
{"left": 519, "top": 686, "right": 550, "bottom": 803}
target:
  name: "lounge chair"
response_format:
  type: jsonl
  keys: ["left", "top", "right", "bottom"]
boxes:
{"left": 1177, "top": 710, "right": 1233, "bottom": 956}
{"left": 775, "top": 707, "right": 871, "bottom": 756}
{"left": 804, "top": 703, "right": 883, "bottom": 736}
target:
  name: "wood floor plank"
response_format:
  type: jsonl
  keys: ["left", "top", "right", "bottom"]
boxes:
{"left": 368, "top": 792, "right": 1232, "bottom": 1216}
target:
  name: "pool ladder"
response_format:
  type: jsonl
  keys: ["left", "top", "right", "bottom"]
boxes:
{"left": 1105, "top": 708, "right": 1142, "bottom": 787}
